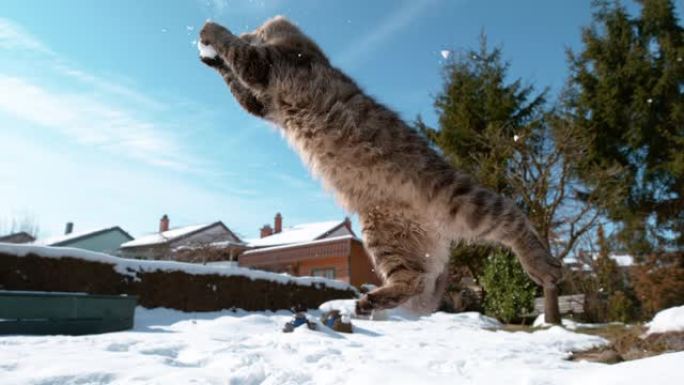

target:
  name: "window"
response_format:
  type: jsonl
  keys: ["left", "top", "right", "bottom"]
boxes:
{"left": 311, "top": 268, "right": 335, "bottom": 279}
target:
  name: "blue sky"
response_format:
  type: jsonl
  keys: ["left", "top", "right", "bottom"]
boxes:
{"left": 0, "top": 0, "right": 639, "bottom": 240}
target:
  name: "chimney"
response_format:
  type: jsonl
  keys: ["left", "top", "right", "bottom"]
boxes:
{"left": 159, "top": 214, "right": 169, "bottom": 233}
{"left": 260, "top": 224, "right": 273, "bottom": 238}
{"left": 274, "top": 212, "right": 282, "bottom": 234}
{"left": 343, "top": 216, "right": 352, "bottom": 230}
{"left": 64, "top": 222, "right": 74, "bottom": 235}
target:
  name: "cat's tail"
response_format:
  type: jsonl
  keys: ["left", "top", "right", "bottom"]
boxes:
{"left": 446, "top": 184, "right": 562, "bottom": 287}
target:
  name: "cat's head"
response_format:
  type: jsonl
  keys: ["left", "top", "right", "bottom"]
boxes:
{"left": 240, "top": 16, "right": 328, "bottom": 64}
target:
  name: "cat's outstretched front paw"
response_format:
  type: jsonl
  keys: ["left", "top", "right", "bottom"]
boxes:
{"left": 355, "top": 295, "right": 375, "bottom": 316}
{"left": 199, "top": 54, "right": 225, "bottom": 69}
{"left": 200, "top": 21, "right": 234, "bottom": 47}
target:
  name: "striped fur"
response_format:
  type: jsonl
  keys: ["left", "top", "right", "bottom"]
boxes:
{"left": 200, "top": 17, "right": 562, "bottom": 315}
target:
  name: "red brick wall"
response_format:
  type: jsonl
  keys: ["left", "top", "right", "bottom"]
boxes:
{"left": 240, "top": 237, "right": 381, "bottom": 287}
{"left": 299, "top": 255, "right": 350, "bottom": 283}
{"left": 349, "top": 240, "right": 382, "bottom": 287}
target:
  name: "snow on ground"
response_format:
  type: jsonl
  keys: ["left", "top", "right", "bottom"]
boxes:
{"left": 647, "top": 305, "right": 684, "bottom": 334}
{"left": 533, "top": 313, "right": 618, "bottom": 331}
{"left": 1, "top": 302, "right": 633, "bottom": 385}
{"left": 2, "top": 299, "right": 682, "bottom": 385}
{"left": 561, "top": 351, "right": 684, "bottom": 385}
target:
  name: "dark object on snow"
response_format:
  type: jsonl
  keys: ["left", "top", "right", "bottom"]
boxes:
{"left": 282, "top": 311, "right": 316, "bottom": 333}
{"left": 321, "top": 310, "right": 353, "bottom": 333}
{"left": 0, "top": 290, "right": 137, "bottom": 335}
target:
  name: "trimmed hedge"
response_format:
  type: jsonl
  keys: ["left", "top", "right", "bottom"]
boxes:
{"left": 0, "top": 252, "right": 357, "bottom": 312}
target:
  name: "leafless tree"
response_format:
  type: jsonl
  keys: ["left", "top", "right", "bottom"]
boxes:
{"left": 0, "top": 214, "right": 40, "bottom": 238}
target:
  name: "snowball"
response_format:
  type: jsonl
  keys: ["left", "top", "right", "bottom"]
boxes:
{"left": 440, "top": 50, "right": 451, "bottom": 59}
{"left": 198, "top": 41, "right": 218, "bottom": 59}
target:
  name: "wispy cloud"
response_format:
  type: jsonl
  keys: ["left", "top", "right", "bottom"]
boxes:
{"left": 272, "top": 172, "right": 314, "bottom": 191}
{"left": 0, "top": 76, "right": 190, "bottom": 171}
{"left": 200, "top": 0, "right": 285, "bottom": 17}
{"left": 0, "top": 17, "right": 199, "bottom": 172}
{"left": 335, "top": 0, "right": 437, "bottom": 68}
{"left": 52, "top": 64, "right": 166, "bottom": 111}
{"left": 0, "top": 18, "right": 52, "bottom": 54}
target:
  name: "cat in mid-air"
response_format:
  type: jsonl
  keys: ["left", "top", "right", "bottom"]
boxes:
{"left": 198, "top": 16, "right": 562, "bottom": 316}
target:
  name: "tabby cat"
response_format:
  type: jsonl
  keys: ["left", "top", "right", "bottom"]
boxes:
{"left": 198, "top": 16, "right": 562, "bottom": 316}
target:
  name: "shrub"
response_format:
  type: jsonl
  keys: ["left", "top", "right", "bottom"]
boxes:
{"left": 607, "top": 291, "right": 637, "bottom": 323}
{"left": 631, "top": 252, "right": 684, "bottom": 319}
{"left": 480, "top": 248, "right": 536, "bottom": 323}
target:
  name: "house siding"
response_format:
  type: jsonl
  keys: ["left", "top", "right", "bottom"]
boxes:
{"left": 349, "top": 240, "right": 381, "bottom": 287}
{"left": 301, "top": 256, "right": 350, "bottom": 283}
{"left": 239, "top": 237, "right": 380, "bottom": 287}
{"left": 59, "top": 230, "right": 132, "bottom": 255}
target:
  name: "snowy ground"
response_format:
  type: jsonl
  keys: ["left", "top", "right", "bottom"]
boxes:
{"left": 1, "top": 303, "right": 683, "bottom": 385}
{"left": 647, "top": 305, "right": 684, "bottom": 334}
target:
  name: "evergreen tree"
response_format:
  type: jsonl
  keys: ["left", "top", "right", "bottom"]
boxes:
{"left": 594, "top": 225, "right": 622, "bottom": 294}
{"left": 563, "top": 0, "right": 684, "bottom": 253}
{"left": 593, "top": 224, "right": 639, "bottom": 321}
{"left": 421, "top": 36, "right": 610, "bottom": 323}
{"left": 422, "top": 36, "right": 546, "bottom": 195}
{"left": 418, "top": 37, "right": 548, "bottom": 282}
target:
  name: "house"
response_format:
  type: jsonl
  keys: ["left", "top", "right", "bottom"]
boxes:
{"left": 33, "top": 222, "right": 133, "bottom": 255}
{"left": 119, "top": 215, "right": 246, "bottom": 260}
{"left": 239, "top": 213, "right": 381, "bottom": 287}
{"left": 0, "top": 231, "right": 36, "bottom": 244}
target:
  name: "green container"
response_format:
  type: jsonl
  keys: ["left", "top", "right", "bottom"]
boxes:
{"left": 0, "top": 290, "right": 138, "bottom": 335}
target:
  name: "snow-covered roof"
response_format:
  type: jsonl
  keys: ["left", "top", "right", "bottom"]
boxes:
{"left": 121, "top": 223, "right": 214, "bottom": 248}
{"left": 242, "top": 235, "right": 355, "bottom": 256}
{"left": 172, "top": 240, "right": 247, "bottom": 252}
{"left": 248, "top": 220, "right": 351, "bottom": 248}
{"left": 34, "top": 226, "right": 131, "bottom": 246}
{"left": 0, "top": 231, "right": 35, "bottom": 244}
{"left": 610, "top": 254, "right": 634, "bottom": 267}
{"left": 564, "top": 253, "right": 635, "bottom": 270}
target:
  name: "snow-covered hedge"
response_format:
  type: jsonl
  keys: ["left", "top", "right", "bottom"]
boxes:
{"left": 0, "top": 243, "right": 357, "bottom": 312}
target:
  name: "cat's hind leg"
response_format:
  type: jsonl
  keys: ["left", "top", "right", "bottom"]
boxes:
{"left": 446, "top": 186, "right": 562, "bottom": 287}
{"left": 356, "top": 212, "right": 430, "bottom": 315}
